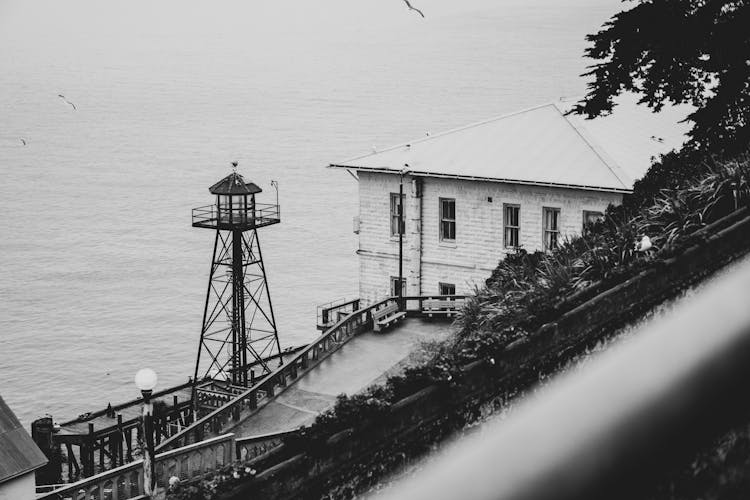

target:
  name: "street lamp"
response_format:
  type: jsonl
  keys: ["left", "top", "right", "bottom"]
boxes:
{"left": 135, "top": 368, "right": 158, "bottom": 497}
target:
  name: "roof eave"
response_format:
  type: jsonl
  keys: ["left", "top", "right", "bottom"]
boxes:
{"left": 328, "top": 164, "right": 632, "bottom": 194}
{"left": 0, "top": 461, "right": 48, "bottom": 486}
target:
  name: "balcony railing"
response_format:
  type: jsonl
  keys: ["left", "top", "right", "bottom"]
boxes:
{"left": 191, "top": 203, "right": 280, "bottom": 230}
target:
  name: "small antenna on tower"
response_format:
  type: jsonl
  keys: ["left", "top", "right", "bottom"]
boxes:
{"left": 271, "top": 180, "right": 279, "bottom": 212}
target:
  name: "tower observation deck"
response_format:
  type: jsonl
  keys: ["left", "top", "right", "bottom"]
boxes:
{"left": 191, "top": 175, "right": 280, "bottom": 231}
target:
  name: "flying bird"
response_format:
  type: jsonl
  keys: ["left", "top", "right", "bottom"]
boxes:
{"left": 19, "top": 138, "right": 26, "bottom": 146}
{"left": 402, "top": 0, "right": 425, "bottom": 18}
{"left": 58, "top": 94, "right": 77, "bottom": 110}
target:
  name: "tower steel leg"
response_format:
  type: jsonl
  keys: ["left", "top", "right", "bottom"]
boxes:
{"left": 194, "top": 227, "right": 282, "bottom": 389}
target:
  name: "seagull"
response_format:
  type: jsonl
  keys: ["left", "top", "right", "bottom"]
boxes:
{"left": 402, "top": 0, "right": 425, "bottom": 18}
{"left": 635, "top": 235, "right": 652, "bottom": 252}
{"left": 58, "top": 94, "right": 77, "bottom": 110}
{"left": 650, "top": 135, "right": 664, "bottom": 143}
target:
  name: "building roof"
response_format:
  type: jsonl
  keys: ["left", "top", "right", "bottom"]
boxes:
{"left": 329, "top": 96, "right": 690, "bottom": 193}
{"left": 0, "top": 395, "right": 47, "bottom": 484}
{"left": 209, "top": 172, "right": 262, "bottom": 195}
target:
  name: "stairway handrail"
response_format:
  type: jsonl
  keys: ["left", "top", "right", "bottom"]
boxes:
{"left": 157, "top": 297, "right": 395, "bottom": 451}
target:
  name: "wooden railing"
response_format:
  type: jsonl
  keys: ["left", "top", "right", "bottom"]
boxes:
{"left": 38, "top": 293, "right": 472, "bottom": 499}
{"left": 37, "top": 434, "right": 235, "bottom": 500}
{"left": 317, "top": 298, "right": 361, "bottom": 330}
{"left": 402, "top": 294, "right": 468, "bottom": 314}
{"left": 156, "top": 297, "right": 397, "bottom": 452}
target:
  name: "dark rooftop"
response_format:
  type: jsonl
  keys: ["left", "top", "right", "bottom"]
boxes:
{"left": 209, "top": 172, "right": 262, "bottom": 195}
{"left": 0, "top": 395, "right": 47, "bottom": 484}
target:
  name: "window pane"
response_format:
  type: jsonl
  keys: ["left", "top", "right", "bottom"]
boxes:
{"left": 505, "top": 227, "right": 519, "bottom": 248}
{"left": 543, "top": 208, "right": 560, "bottom": 251}
{"left": 390, "top": 193, "right": 404, "bottom": 236}
{"left": 391, "top": 277, "right": 406, "bottom": 296}
{"left": 504, "top": 205, "right": 520, "bottom": 248}
{"left": 544, "top": 209, "right": 557, "bottom": 231}
{"left": 505, "top": 206, "right": 519, "bottom": 227}
{"left": 439, "top": 198, "right": 456, "bottom": 241}
{"left": 583, "top": 211, "right": 604, "bottom": 228}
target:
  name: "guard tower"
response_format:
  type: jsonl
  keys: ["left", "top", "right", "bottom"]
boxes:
{"left": 192, "top": 169, "right": 283, "bottom": 387}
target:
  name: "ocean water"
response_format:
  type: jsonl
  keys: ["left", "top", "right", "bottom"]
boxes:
{"left": 0, "top": 0, "right": 620, "bottom": 427}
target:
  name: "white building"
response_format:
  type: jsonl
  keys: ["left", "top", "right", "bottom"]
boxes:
{"left": 0, "top": 396, "right": 47, "bottom": 500}
{"left": 330, "top": 100, "right": 687, "bottom": 304}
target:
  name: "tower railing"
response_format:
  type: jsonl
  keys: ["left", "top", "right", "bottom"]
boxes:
{"left": 191, "top": 203, "right": 280, "bottom": 230}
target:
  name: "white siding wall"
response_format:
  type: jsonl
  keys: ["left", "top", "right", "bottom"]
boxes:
{"left": 0, "top": 472, "right": 37, "bottom": 500}
{"left": 357, "top": 171, "right": 622, "bottom": 303}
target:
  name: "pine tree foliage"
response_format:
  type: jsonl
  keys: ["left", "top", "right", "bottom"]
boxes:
{"left": 571, "top": 0, "right": 750, "bottom": 152}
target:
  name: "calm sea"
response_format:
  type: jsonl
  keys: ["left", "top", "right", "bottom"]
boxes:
{"left": 0, "top": 0, "right": 619, "bottom": 427}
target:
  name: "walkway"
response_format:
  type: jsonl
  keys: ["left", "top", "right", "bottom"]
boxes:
{"left": 232, "top": 318, "right": 453, "bottom": 436}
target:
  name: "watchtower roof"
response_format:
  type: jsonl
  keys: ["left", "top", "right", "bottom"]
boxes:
{"left": 209, "top": 172, "right": 262, "bottom": 195}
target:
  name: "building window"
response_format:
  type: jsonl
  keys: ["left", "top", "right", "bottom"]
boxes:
{"left": 439, "top": 198, "right": 456, "bottom": 241}
{"left": 439, "top": 282, "right": 456, "bottom": 296}
{"left": 504, "top": 204, "right": 520, "bottom": 248}
{"left": 390, "top": 193, "right": 405, "bottom": 237}
{"left": 582, "top": 210, "right": 604, "bottom": 231}
{"left": 390, "top": 276, "right": 406, "bottom": 297}
{"left": 543, "top": 207, "right": 560, "bottom": 251}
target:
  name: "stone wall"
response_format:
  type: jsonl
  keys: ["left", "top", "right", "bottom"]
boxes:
{"left": 357, "top": 171, "right": 623, "bottom": 303}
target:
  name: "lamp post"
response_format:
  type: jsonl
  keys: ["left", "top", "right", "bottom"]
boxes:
{"left": 135, "top": 368, "right": 158, "bottom": 497}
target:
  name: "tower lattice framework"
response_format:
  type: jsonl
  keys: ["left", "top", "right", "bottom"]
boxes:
{"left": 192, "top": 171, "right": 283, "bottom": 387}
